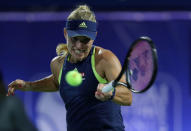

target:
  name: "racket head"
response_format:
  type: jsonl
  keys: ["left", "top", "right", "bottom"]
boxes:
{"left": 125, "top": 36, "right": 158, "bottom": 93}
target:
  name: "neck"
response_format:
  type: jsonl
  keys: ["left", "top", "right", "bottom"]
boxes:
{"left": 70, "top": 57, "right": 83, "bottom": 63}
{"left": 68, "top": 54, "right": 86, "bottom": 63}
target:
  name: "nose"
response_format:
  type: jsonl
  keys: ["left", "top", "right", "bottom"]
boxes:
{"left": 75, "top": 40, "right": 83, "bottom": 48}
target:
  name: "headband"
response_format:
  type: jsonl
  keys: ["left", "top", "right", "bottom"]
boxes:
{"left": 66, "top": 20, "right": 97, "bottom": 40}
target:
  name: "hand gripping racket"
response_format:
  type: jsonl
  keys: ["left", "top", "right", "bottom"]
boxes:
{"left": 102, "top": 36, "right": 158, "bottom": 93}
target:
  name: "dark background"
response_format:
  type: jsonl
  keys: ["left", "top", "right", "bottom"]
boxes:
{"left": 0, "top": 0, "right": 191, "bottom": 11}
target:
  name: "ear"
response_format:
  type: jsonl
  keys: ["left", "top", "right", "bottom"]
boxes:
{"left": 64, "top": 28, "right": 68, "bottom": 39}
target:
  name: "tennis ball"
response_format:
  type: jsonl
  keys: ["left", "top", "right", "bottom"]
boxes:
{"left": 65, "top": 70, "right": 82, "bottom": 86}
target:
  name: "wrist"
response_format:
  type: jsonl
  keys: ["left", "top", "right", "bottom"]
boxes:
{"left": 23, "top": 81, "right": 31, "bottom": 91}
{"left": 108, "top": 88, "right": 116, "bottom": 101}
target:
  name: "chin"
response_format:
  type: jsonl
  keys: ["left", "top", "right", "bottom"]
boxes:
{"left": 72, "top": 53, "right": 85, "bottom": 61}
{"left": 76, "top": 55, "right": 86, "bottom": 61}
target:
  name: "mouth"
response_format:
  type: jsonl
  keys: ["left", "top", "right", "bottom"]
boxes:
{"left": 70, "top": 49, "right": 89, "bottom": 62}
{"left": 73, "top": 49, "right": 87, "bottom": 56}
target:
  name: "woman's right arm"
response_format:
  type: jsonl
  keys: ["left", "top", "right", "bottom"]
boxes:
{"left": 7, "top": 74, "right": 58, "bottom": 96}
{"left": 7, "top": 56, "right": 63, "bottom": 95}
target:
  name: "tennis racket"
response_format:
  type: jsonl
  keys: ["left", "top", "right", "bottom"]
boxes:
{"left": 102, "top": 36, "right": 158, "bottom": 93}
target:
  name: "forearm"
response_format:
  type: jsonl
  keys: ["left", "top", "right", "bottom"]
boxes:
{"left": 21, "top": 75, "right": 58, "bottom": 92}
{"left": 112, "top": 86, "right": 132, "bottom": 106}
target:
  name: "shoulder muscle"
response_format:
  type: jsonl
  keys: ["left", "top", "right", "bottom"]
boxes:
{"left": 95, "top": 47, "right": 122, "bottom": 82}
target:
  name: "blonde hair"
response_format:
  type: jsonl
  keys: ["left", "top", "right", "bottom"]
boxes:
{"left": 56, "top": 5, "right": 96, "bottom": 56}
{"left": 56, "top": 43, "right": 68, "bottom": 56}
{"left": 67, "top": 5, "right": 96, "bottom": 22}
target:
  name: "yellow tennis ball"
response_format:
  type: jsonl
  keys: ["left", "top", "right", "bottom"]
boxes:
{"left": 65, "top": 70, "right": 82, "bottom": 86}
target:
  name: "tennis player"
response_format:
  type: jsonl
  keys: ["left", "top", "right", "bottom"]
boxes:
{"left": 8, "top": 5, "right": 132, "bottom": 131}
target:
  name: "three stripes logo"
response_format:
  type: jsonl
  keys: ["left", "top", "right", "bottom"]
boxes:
{"left": 79, "top": 22, "right": 87, "bottom": 28}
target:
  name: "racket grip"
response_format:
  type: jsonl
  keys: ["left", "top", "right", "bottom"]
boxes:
{"left": 102, "top": 81, "right": 114, "bottom": 93}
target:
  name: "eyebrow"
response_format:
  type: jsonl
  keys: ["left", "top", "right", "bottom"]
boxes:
{"left": 73, "top": 36, "right": 89, "bottom": 39}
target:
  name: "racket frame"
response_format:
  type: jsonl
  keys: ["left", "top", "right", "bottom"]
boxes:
{"left": 113, "top": 36, "right": 158, "bottom": 93}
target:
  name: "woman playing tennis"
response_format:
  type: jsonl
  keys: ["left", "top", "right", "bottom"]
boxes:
{"left": 8, "top": 5, "right": 132, "bottom": 131}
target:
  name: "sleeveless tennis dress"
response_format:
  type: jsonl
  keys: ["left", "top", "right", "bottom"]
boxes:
{"left": 59, "top": 46, "right": 125, "bottom": 131}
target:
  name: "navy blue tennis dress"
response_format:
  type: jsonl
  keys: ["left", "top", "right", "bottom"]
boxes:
{"left": 59, "top": 46, "right": 125, "bottom": 131}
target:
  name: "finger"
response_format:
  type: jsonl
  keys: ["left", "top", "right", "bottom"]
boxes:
{"left": 9, "top": 84, "right": 21, "bottom": 89}
{"left": 103, "top": 92, "right": 112, "bottom": 97}
{"left": 8, "top": 87, "right": 14, "bottom": 96}
{"left": 8, "top": 79, "right": 23, "bottom": 89}
{"left": 6, "top": 92, "right": 10, "bottom": 96}
{"left": 15, "top": 80, "right": 24, "bottom": 88}
{"left": 7, "top": 88, "right": 12, "bottom": 96}
{"left": 11, "top": 88, "right": 15, "bottom": 96}
{"left": 95, "top": 91, "right": 103, "bottom": 99}
{"left": 95, "top": 91, "right": 106, "bottom": 101}
{"left": 8, "top": 87, "right": 12, "bottom": 93}
{"left": 95, "top": 92, "right": 100, "bottom": 99}
{"left": 8, "top": 80, "right": 18, "bottom": 88}
{"left": 97, "top": 84, "right": 104, "bottom": 92}
{"left": 97, "top": 89, "right": 111, "bottom": 98}
{"left": 95, "top": 91, "right": 101, "bottom": 96}
{"left": 96, "top": 90, "right": 102, "bottom": 95}
{"left": 8, "top": 81, "right": 14, "bottom": 87}
{"left": 18, "top": 84, "right": 22, "bottom": 88}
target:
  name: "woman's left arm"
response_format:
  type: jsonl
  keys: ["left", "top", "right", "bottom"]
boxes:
{"left": 95, "top": 50, "right": 132, "bottom": 106}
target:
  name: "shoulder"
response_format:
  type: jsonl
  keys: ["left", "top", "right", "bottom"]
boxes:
{"left": 94, "top": 46, "right": 120, "bottom": 65}
{"left": 50, "top": 54, "right": 66, "bottom": 80}
{"left": 94, "top": 46, "right": 122, "bottom": 81}
{"left": 50, "top": 55, "right": 65, "bottom": 68}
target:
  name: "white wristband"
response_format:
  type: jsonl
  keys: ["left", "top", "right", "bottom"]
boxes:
{"left": 102, "top": 81, "right": 114, "bottom": 93}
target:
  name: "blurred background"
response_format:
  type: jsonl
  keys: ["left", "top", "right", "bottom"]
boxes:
{"left": 0, "top": 0, "right": 191, "bottom": 131}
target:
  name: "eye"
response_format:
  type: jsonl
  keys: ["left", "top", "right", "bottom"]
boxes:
{"left": 71, "top": 36, "right": 91, "bottom": 44}
{"left": 80, "top": 38, "right": 90, "bottom": 44}
{"left": 70, "top": 37, "right": 78, "bottom": 43}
